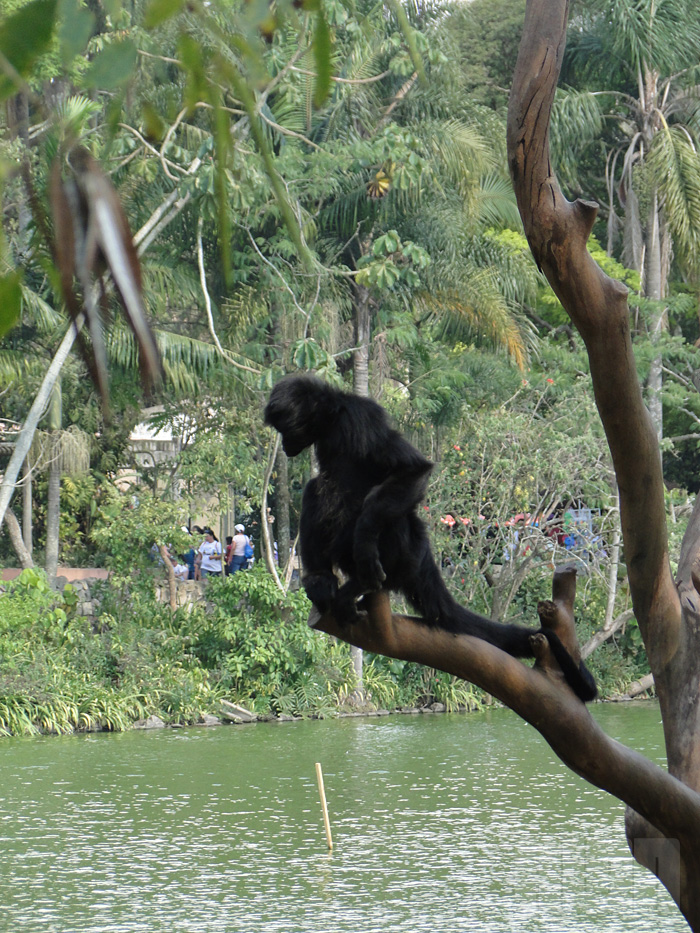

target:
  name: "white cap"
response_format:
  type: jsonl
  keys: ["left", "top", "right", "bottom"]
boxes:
{"left": 235, "top": 524, "right": 245, "bottom": 532}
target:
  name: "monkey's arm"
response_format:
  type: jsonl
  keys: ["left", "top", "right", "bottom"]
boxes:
{"left": 298, "top": 478, "right": 339, "bottom": 612}
{"left": 352, "top": 452, "right": 432, "bottom": 589}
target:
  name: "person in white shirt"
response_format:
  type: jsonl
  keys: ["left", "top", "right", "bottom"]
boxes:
{"left": 229, "top": 523, "right": 251, "bottom": 574}
{"left": 198, "top": 529, "right": 222, "bottom": 577}
{"left": 173, "top": 558, "right": 190, "bottom": 581}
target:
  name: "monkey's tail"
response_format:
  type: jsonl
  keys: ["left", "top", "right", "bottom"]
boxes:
{"left": 408, "top": 555, "right": 597, "bottom": 702}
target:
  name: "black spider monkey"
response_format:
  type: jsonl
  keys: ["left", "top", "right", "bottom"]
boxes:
{"left": 264, "top": 375, "right": 597, "bottom": 702}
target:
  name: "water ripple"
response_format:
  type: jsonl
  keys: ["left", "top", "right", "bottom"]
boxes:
{"left": 0, "top": 705, "right": 685, "bottom": 932}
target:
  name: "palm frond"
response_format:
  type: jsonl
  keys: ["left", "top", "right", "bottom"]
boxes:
{"left": 416, "top": 267, "right": 530, "bottom": 369}
{"left": 550, "top": 87, "right": 604, "bottom": 186}
{"left": 648, "top": 125, "right": 700, "bottom": 274}
{"left": 590, "top": 0, "right": 700, "bottom": 75}
{"left": 20, "top": 286, "right": 63, "bottom": 332}
{"left": 472, "top": 174, "right": 522, "bottom": 230}
{"left": 415, "top": 118, "right": 494, "bottom": 197}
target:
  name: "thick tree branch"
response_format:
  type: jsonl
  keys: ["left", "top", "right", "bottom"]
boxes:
{"left": 506, "top": 0, "right": 681, "bottom": 724}
{"left": 312, "top": 591, "right": 700, "bottom": 857}
{"left": 505, "top": 1, "right": 700, "bottom": 924}
{"left": 3, "top": 508, "right": 34, "bottom": 569}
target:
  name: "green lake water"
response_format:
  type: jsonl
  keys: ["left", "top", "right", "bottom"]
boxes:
{"left": 0, "top": 702, "right": 687, "bottom": 932}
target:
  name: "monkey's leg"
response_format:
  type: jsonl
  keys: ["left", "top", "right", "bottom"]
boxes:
{"left": 302, "top": 571, "right": 338, "bottom": 614}
{"left": 333, "top": 577, "right": 370, "bottom": 626}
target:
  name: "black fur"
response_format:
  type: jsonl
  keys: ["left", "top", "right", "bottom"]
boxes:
{"left": 264, "top": 375, "right": 597, "bottom": 702}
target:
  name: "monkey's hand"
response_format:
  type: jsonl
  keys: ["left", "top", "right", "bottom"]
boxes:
{"left": 303, "top": 572, "right": 338, "bottom": 614}
{"left": 354, "top": 546, "right": 386, "bottom": 592}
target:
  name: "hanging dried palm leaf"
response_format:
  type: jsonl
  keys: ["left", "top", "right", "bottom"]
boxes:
{"left": 49, "top": 146, "right": 162, "bottom": 406}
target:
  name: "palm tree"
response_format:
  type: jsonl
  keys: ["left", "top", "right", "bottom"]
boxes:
{"left": 558, "top": 0, "right": 700, "bottom": 436}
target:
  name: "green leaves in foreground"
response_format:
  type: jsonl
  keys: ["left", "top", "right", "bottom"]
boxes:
{"left": 0, "top": 0, "right": 58, "bottom": 100}
{"left": 83, "top": 40, "right": 138, "bottom": 90}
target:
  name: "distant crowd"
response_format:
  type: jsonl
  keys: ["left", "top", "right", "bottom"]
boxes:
{"left": 157, "top": 525, "right": 254, "bottom": 581}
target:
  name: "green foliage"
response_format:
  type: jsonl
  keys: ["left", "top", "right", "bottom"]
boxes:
{"left": 195, "top": 567, "right": 351, "bottom": 715}
{"left": 0, "top": 568, "right": 146, "bottom": 735}
{"left": 90, "top": 486, "right": 191, "bottom": 576}
{"left": 0, "top": 0, "right": 57, "bottom": 100}
{"left": 420, "top": 354, "right": 614, "bottom": 621}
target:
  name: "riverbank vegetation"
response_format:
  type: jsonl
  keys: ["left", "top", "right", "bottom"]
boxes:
{"left": 1, "top": 0, "right": 700, "bottom": 735}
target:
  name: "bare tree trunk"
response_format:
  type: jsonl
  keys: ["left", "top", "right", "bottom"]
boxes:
{"left": 45, "top": 384, "right": 62, "bottom": 587}
{"left": 506, "top": 0, "right": 700, "bottom": 924}
{"left": 0, "top": 315, "right": 82, "bottom": 530}
{"left": 353, "top": 282, "right": 371, "bottom": 399}
{"left": 275, "top": 446, "right": 291, "bottom": 574}
{"left": 159, "top": 544, "right": 177, "bottom": 612}
{"left": 262, "top": 435, "right": 285, "bottom": 591}
{"left": 350, "top": 280, "right": 372, "bottom": 691}
{"left": 45, "top": 452, "right": 60, "bottom": 586}
{"left": 645, "top": 194, "right": 666, "bottom": 442}
{"left": 3, "top": 508, "right": 34, "bottom": 569}
{"left": 22, "top": 458, "right": 32, "bottom": 556}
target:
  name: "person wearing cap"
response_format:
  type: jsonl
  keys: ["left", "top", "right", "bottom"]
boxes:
{"left": 229, "top": 523, "right": 251, "bottom": 575}
{"left": 198, "top": 528, "right": 222, "bottom": 577}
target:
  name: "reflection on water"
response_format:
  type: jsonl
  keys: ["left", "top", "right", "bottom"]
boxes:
{"left": 0, "top": 703, "right": 686, "bottom": 932}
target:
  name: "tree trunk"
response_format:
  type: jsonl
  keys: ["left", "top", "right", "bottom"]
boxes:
{"left": 0, "top": 315, "right": 82, "bottom": 530}
{"left": 45, "top": 452, "right": 60, "bottom": 585}
{"left": 22, "top": 457, "right": 32, "bottom": 556}
{"left": 275, "top": 446, "right": 291, "bottom": 573}
{"left": 350, "top": 280, "right": 372, "bottom": 691}
{"left": 3, "top": 508, "right": 34, "bottom": 569}
{"left": 645, "top": 193, "right": 666, "bottom": 442}
{"left": 45, "top": 384, "right": 62, "bottom": 587}
{"left": 353, "top": 282, "right": 371, "bottom": 399}
{"left": 506, "top": 0, "right": 700, "bottom": 924}
{"left": 159, "top": 544, "right": 177, "bottom": 612}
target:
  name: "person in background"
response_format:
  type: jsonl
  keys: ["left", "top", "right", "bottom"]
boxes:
{"left": 198, "top": 528, "right": 222, "bottom": 577}
{"left": 229, "top": 524, "right": 251, "bottom": 575}
{"left": 192, "top": 526, "right": 207, "bottom": 580}
{"left": 173, "top": 557, "right": 190, "bottom": 582}
{"left": 183, "top": 546, "right": 196, "bottom": 580}
{"left": 224, "top": 536, "right": 234, "bottom": 576}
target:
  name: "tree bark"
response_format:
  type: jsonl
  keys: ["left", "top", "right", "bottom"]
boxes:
{"left": 353, "top": 281, "right": 371, "bottom": 399}
{"left": 275, "top": 446, "right": 291, "bottom": 574}
{"left": 158, "top": 543, "right": 177, "bottom": 612}
{"left": 45, "top": 449, "right": 60, "bottom": 586}
{"left": 22, "top": 457, "right": 33, "bottom": 555}
{"left": 350, "top": 280, "right": 372, "bottom": 690}
{"left": 300, "top": 3, "right": 700, "bottom": 930}
{"left": 3, "top": 509, "right": 34, "bottom": 569}
{"left": 645, "top": 194, "right": 665, "bottom": 441}
{"left": 0, "top": 314, "right": 82, "bottom": 531}
{"left": 505, "top": 0, "right": 700, "bottom": 924}
{"left": 45, "top": 384, "right": 62, "bottom": 587}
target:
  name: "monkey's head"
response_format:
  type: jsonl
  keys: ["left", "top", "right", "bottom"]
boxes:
{"left": 264, "top": 375, "right": 341, "bottom": 457}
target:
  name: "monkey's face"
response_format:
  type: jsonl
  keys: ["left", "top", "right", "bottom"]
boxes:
{"left": 264, "top": 376, "right": 329, "bottom": 457}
